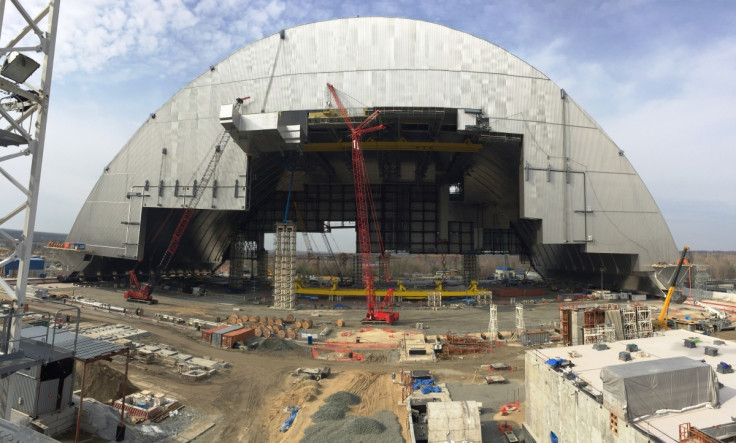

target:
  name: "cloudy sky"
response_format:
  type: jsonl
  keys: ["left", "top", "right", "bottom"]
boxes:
{"left": 3, "top": 0, "right": 735, "bottom": 251}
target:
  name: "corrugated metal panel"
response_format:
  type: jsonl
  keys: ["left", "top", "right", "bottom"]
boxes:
{"left": 10, "top": 372, "right": 37, "bottom": 415}
{"left": 37, "top": 379, "right": 57, "bottom": 415}
{"left": 221, "top": 328, "right": 255, "bottom": 348}
{"left": 21, "top": 326, "right": 125, "bottom": 361}
{"left": 521, "top": 331, "right": 550, "bottom": 347}
{"left": 212, "top": 325, "right": 242, "bottom": 347}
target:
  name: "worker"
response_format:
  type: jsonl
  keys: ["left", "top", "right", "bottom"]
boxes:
{"left": 391, "top": 372, "right": 396, "bottom": 384}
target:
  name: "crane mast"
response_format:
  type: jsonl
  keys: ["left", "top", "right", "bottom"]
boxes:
{"left": 327, "top": 83, "right": 398, "bottom": 323}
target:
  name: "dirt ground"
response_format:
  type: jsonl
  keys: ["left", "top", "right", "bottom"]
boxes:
{"left": 28, "top": 282, "right": 702, "bottom": 442}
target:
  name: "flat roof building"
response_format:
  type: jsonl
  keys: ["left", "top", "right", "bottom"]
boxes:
{"left": 525, "top": 329, "right": 736, "bottom": 442}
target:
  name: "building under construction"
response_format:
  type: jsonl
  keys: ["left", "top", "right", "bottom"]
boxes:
{"left": 55, "top": 17, "right": 680, "bottom": 296}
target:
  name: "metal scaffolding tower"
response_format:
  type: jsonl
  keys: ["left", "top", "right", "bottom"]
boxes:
{"left": 462, "top": 254, "right": 478, "bottom": 286}
{"left": 488, "top": 304, "right": 498, "bottom": 341}
{"left": 0, "top": 0, "right": 61, "bottom": 420}
{"left": 515, "top": 303, "right": 525, "bottom": 333}
{"left": 428, "top": 291, "right": 442, "bottom": 310}
{"left": 228, "top": 232, "right": 246, "bottom": 291}
{"left": 622, "top": 306, "right": 637, "bottom": 340}
{"left": 273, "top": 222, "right": 296, "bottom": 309}
{"left": 636, "top": 306, "right": 653, "bottom": 338}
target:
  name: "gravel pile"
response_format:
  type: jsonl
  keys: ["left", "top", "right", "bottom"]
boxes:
{"left": 325, "top": 391, "right": 361, "bottom": 406}
{"left": 302, "top": 391, "right": 404, "bottom": 443}
{"left": 311, "top": 403, "right": 348, "bottom": 422}
{"left": 256, "top": 337, "right": 307, "bottom": 353}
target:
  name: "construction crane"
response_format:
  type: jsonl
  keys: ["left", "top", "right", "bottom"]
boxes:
{"left": 654, "top": 245, "right": 690, "bottom": 329}
{"left": 126, "top": 98, "right": 248, "bottom": 302}
{"left": 327, "top": 83, "right": 398, "bottom": 323}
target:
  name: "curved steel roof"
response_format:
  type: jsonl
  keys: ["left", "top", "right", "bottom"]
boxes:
{"left": 60, "top": 17, "right": 678, "bottom": 290}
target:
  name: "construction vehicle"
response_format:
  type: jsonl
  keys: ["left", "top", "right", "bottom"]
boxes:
{"left": 654, "top": 245, "right": 689, "bottom": 329}
{"left": 124, "top": 269, "right": 157, "bottom": 304}
{"left": 125, "top": 99, "right": 247, "bottom": 303}
{"left": 327, "top": 83, "right": 398, "bottom": 323}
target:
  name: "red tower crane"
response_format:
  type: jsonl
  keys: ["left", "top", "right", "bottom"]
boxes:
{"left": 327, "top": 83, "right": 398, "bottom": 323}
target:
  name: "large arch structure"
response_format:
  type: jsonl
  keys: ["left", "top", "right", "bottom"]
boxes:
{"left": 57, "top": 17, "right": 678, "bottom": 292}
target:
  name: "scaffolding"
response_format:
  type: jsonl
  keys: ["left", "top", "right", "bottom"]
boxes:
{"left": 515, "top": 303, "right": 525, "bottom": 333}
{"left": 228, "top": 232, "right": 246, "bottom": 291}
{"left": 462, "top": 254, "right": 479, "bottom": 286}
{"left": 273, "top": 222, "right": 296, "bottom": 309}
{"left": 476, "top": 290, "right": 492, "bottom": 305}
{"left": 636, "top": 306, "right": 653, "bottom": 338}
{"left": 428, "top": 292, "right": 442, "bottom": 310}
{"left": 488, "top": 304, "right": 498, "bottom": 341}
{"left": 622, "top": 306, "right": 638, "bottom": 340}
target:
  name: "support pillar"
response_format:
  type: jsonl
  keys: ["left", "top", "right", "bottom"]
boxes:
{"left": 228, "top": 232, "right": 246, "bottom": 291}
{"left": 273, "top": 222, "right": 296, "bottom": 310}
{"left": 256, "top": 249, "right": 269, "bottom": 286}
{"left": 462, "top": 254, "right": 479, "bottom": 286}
{"left": 488, "top": 304, "right": 498, "bottom": 341}
{"left": 515, "top": 303, "right": 525, "bottom": 334}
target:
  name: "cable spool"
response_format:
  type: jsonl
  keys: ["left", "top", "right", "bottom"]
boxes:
{"left": 267, "top": 317, "right": 275, "bottom": 326}
{"left": 287, "top": 328, "right": 297, "bottom": 339}
{"left": 277, "top": 329, "right": 286, "bottom": 339}
{"left": 275, "top": 318, "right": 284, "bottom": 326}
{"left": 273, "top": 324, "right": 283, "bottom": 331}
{"left": 227, "top": 314, "right": 239, "bottom": 324}
{"left": 262, "top": 328, "right": 272, "bottom": 338}
{"left": 302, "top": 319, "right": 313, "bottom": 329}
{"left": 294, "top": 320, "right": 302, "bottom": 329}
{"left": 241, "top": 314, "right": 249, "bottom": 322}
{"left": 251, "top": 315, "right": 260, "bottom": 323}
{"left": 336, "top": 319, "right": 345, "bottom": 327}
{"left": 286, "top": 314, "right": 295, "bottom": 323}
{"left": 254, "top": 327, "right": 263, "bottom": 337}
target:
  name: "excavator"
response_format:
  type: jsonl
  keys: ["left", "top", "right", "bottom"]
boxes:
{"left": 654, "top": 245, "right": 690, "bottom": 329}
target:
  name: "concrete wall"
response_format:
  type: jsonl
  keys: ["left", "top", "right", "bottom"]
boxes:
{"left": 524, "top": 351, "right": 652, "bottom": 443}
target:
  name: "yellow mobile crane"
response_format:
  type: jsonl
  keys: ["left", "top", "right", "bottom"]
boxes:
{"left": 654, "top": 246, "right": 690, "bottom": 329}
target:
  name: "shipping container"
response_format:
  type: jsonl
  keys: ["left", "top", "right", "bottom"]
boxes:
{"left": 201, "top": 324, "right": 228, "bottom": 344}
{"left": 221, "top": 328, "right": 255, "bottom": 348}
{"left": 212, "top": 325, "right": 242, "bottom": 347}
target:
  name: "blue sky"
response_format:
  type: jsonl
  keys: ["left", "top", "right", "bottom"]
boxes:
{"left": 3, "top": 0, "right": 735, "bottom": 251}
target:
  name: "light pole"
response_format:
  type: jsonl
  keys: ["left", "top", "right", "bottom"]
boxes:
{"left": 600, "top": 268, "right": 604, "bottom": 290}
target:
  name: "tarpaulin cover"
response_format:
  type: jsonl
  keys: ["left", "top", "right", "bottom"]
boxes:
{"left": 600, "top": 356, "right": 719, "bottom": 421}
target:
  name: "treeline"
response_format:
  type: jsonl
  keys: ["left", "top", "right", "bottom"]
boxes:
{"left": 690, "top": 251, "right": 736, "bottom": 280}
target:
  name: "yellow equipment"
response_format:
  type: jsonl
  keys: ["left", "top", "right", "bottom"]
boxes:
{"left": 655, "top": 246, "right": 690, "bottom": 329}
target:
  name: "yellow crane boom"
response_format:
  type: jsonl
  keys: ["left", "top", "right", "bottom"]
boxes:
{"left": 656, "top": 245, "right": 690, "bottom": 329}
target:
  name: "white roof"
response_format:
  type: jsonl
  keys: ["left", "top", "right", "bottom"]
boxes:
{"left": 533, "top": 329, "right": 736, "bottom": 441}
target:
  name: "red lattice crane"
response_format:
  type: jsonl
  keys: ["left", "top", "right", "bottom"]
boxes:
{"left": 327, "top": 83, "right": 398, "bottom": 323}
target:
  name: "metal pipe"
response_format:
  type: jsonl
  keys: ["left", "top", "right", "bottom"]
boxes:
{"left": 74, "top": 360, "right": 87, "bottom": 443}
{"left": 119, "top": 349, "right": 130, "bottom": 435}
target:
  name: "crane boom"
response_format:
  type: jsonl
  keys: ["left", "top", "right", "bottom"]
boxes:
{"left": 656, "top": 245, "right": 690, "bottom": 329}
{"left": 327, "top": 83, "right": 397, "bottom": 323}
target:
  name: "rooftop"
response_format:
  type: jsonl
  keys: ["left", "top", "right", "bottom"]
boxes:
{"left": 532, "top": 329, "right": 736, "bottom": 442}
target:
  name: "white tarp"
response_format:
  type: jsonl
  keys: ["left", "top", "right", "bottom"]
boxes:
{"left": 600, "top": 356, "right": 719, "bottom": 421}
